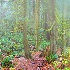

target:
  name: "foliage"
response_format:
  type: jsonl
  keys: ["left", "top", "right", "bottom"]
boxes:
{"left": 62, "top": 51, "right": 69, "bottom": 58}
{"left": 1, "top": 56, "right": 14, "bottom": 68}
{"left": 40, "top": 40, "right": 50, "bottom": 49}
{"left": 46, "top": 53, "right": 58, "bottom": 63}
{"left": 62, "top": 59, "right": 69, "bottom": 65}
{"left": 0, "top": 32, "right": 24, "bottom": 55}
{"left": 27, "top": 35, "right": 35, "bottom": 46}
{"left": 0, "top": 0, "right": 70, "bottom": 69}
{"left": 64, "top": 67, "right": 70, "bottom": 70}
{"left": 52, "top": 55, "right": 70, "bottom": 69}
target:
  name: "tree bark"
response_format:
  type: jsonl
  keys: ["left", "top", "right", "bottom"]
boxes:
{"left": 49, "top": 0, "right": 57, "bottom": 54}
{"left": 22, "top": 0, "right": 31, "bottom": 59}
{"left": 35, "top": 0, "right": 40, "bottom": 51}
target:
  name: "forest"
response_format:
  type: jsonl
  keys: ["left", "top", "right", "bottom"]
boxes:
{"left": 0, "top": 0, "right": 70, "bottom": 70}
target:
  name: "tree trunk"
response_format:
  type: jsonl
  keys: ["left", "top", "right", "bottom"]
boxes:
{"left": 35, "top": 0, "right": 40, "bottom": 51}
{"left": 50, "top": 0, "right": 57, "bottom": 54}
{"left": 22, "top": 0, "right": 31, "bottom": 59}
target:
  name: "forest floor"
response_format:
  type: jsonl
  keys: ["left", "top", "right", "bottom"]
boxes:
{"left": 1, "top": 51, "right": 70, "bottom": 70}
{"left": 13, "top": 51, "right": 70, "bottom": 70}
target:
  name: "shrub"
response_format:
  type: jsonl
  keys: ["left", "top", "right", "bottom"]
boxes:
{"left": 1, "top": 56, "right": 14, "bottom": 68}
{"left": 46, "top": 53, "right": 58, "bottom": 63}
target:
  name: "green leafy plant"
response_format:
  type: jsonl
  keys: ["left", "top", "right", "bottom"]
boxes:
{"left": 64, "top": 67, "right": 70, "bottom": 70}
{"left": 62, "top": 59, "right": 69, "bottom": 65}
{"left": 46, "top": 53, "right": 58, "bottom": 63}
{"left": 0, "top": 32, "right": 24, "bottom": 55}
{"left": 40, "top": 40, "right": 50, "bottom": 49}
{"left": 1, "top": 56, "right": 14, "bottom": 68}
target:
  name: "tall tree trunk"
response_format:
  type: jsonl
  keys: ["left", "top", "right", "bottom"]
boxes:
{"left": 35, "top": 0, "right": 40, "bottom": 51}
{"left": 50, "top": 0, "right": 57, "bottom": 54}
{"left": 22, "top": 0, "right": 31, "bottom": 59}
